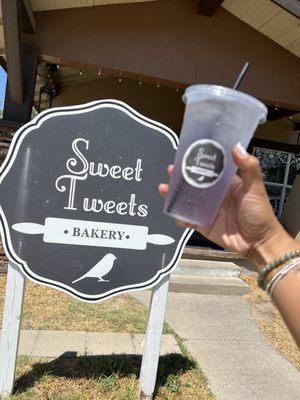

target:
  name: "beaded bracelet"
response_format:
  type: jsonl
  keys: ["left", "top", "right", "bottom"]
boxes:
{"left": 266, "top": 257, "right": 300, "bottom": 296}
{"left": 257, "top": 249, "right": 300, "bottom": 290}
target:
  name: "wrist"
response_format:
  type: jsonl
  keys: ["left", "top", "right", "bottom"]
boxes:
{"left": 247, "top": 227, "right": 300, "bottom": 272}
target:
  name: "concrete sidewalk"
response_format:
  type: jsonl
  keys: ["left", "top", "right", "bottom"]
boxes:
{"left": 4, "top": 330, "right": 180, "bottom": 359}
{"left": 132, "top": 291, "right": 300, "bottom": 400}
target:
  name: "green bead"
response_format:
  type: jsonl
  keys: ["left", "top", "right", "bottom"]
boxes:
{"left": 257, "top": 249, "right": 300, "bottom": 291}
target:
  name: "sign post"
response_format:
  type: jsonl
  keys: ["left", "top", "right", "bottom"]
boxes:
{"left": 0, "top": 263, "right": 26, "bottom": 398}
{"left": 139, "top": 275, "right": 170, "bottom": 399}
{"left": 0, "top": 100, "right": 192, "bottom": 398}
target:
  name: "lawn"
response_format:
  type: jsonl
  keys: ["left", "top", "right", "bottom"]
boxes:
{"left": 0, "top": 275, "right": 214, "bottom": 400}
{"left": 0, "top": 275, "right": 151, "bottom": 333}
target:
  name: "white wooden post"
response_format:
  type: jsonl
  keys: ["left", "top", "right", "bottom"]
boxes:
{"left": 139, "top": 275, "right": 170, "bottom": 400}
{"left": 0, "top": 262, "right": 26, "bottom": 399}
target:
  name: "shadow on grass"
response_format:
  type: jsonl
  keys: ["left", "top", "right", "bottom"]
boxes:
{"left": 14, "top": 352, "right": 197, "bottom": 394}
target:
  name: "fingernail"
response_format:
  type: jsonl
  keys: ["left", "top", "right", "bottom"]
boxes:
{"left": 235, "top": 142, "right": 248, "bottom": 157}
{"left": 158, "top": 183, "right": 167, "bottom": 190}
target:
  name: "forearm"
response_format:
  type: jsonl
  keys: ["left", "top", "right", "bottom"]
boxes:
{"left": 272, "top": 269, "right": 300, "bottom": 347}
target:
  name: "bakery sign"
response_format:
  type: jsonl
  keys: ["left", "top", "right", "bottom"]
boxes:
{"left": 0, "top": 100, "right": 191, "bottom": 301}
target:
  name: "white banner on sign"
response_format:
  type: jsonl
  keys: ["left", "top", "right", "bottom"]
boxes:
{"left": 12, "top": 218, "right": 175, "bottom": 250}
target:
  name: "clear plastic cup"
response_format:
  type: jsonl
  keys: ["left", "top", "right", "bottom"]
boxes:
{"left": 164, "top": 84, "right": 268, "bottom": 227}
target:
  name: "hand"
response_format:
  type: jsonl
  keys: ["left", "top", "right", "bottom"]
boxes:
{"left": 159, "top": 143, "right": 297, "bottom": 269}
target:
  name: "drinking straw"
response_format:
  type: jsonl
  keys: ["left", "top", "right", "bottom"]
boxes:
{"left": 233, "top": 62, "right": 250, "bottom": 90}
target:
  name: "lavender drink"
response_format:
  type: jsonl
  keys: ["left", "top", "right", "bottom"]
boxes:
{"left": 164, "top": 85, "right": 267, "bottom": 226}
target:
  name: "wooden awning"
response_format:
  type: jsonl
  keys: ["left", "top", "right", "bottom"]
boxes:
{"left": 1, "top": 0, "right": 300, "bottom": 110}
{"left": 0, "top": 1, "right": 299, "bottom": 59}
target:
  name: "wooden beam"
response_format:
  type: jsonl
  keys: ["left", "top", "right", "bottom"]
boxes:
{"left": 267, "top": 107, "right": 299, "bottom": 121}
{"left": 3, "top": 45, "right": 38, "bottom": 123}
{"left": 21, "top": 0, "right": 37, "bottom": 34}
{"left": 1, "top": 0, "right": 23, "bottom": 105}
{"left": 198, "top": 0, "right": 224, "bottom": 16}
{"left": 0, "top": 56, "right": 7, "bottom": 72}
{"left": 272, "top": 0, "right": 300, "bottom": 18}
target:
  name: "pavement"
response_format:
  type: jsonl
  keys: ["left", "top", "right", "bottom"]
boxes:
{"left": 132, "top": 291, "right": 300, "bottom": 400}
{"left": 2, "top": 330, "right": 180, "bottom": 358}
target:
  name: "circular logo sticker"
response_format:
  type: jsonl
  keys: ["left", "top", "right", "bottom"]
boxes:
{"left": 182, "top": 139, "right": 226, "bottom": 188}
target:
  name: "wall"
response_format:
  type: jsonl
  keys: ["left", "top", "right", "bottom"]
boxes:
{"left": 55, "top": 75, "right": 300, "bottom": 146}
{"left": 55, "top": 76, "right": 185, "bottom": 133}
{"left": 255, "top": 118, "right": 299, "bottom": 145}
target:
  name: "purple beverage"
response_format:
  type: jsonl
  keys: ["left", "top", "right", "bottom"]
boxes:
{"left": 164, "top": 85, "right": 267, "bottom": 227}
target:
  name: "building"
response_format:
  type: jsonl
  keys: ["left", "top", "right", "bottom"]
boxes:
{"left": 0, "top": 0, "right": 299, "bottom": 247}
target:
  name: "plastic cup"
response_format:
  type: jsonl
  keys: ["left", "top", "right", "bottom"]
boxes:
{"left": 164, "top": 84, "right": 268, "bottom": 227}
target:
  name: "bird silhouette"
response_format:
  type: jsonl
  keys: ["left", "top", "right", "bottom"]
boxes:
{"left": 72, "top": 253, "right": 117, "bottom": 284}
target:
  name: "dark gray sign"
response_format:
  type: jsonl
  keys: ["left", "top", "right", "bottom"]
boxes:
{"left": 0, "top": 100, "right": 192, "bottom": 301}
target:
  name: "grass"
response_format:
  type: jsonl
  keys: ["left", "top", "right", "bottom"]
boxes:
{"left": 0, "top": 275, "right": 214, "bottom": 399}
{"left": 10, "top": 353, "right": 214, "bottom": 400}
{"left": 242, "top": 275, "right": 300, "bottom": 370}
{"left": 0, "top": 275, "right": 159, "bottom": 333}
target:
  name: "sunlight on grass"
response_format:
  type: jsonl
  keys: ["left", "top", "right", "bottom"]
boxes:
{"left": 0, "top": 276, "right": 152, "bottom": 332}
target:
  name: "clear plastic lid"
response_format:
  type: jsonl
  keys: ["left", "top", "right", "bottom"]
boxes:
{"left": 183, "top": 84, "right": 268, "bottom": 124}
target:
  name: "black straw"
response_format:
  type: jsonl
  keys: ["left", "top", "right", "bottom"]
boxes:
{"left": 233, "top": 62, "right": 250, "bottom": 90}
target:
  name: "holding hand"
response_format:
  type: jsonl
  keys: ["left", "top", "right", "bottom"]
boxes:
{"left": 159, "top": 143, "right": 298, "bottom": 270}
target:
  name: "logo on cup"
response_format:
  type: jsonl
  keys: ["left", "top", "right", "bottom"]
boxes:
{"left": 182, "top": 139, "right": 226, "bottom": 188}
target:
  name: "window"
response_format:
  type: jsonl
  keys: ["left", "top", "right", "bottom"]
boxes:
{"left": 253, "top": 147, "right": 300, "bottom": 217}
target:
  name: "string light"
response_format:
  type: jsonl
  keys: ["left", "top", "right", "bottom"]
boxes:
{"left": 79, "top": 70, "right": 83, "bottom": 76}
{"left": 138, "top": 81, "right": 142, "bottom": 85}
{"left": 57, "top": 64, "right": 60, "bottom": 69}
{"left": 156, "top": 83, "right": 160, "bottom": 88}
{"left": 98, "top": 69, "right": 101, "bottom": 76}
{"left": 275, "top": 105, "right": 278, "bottom": 111}
{"left": 118, "top": 77, "right": 122, "bottom": 83}
{"left": 176, "top": 88, "right": 179, "bottom": 92}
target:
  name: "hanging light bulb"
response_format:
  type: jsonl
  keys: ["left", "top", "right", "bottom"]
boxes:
{"left": 79, "top": 70, "right": 83, "bottom": 76}
{"left": 118, "top": 77, "right": 122, "bottom": 83}
{"left": 176, "top": 88, "right": 179, "bottom": 92}
{"left": 138, "top": 81, "right": 142, "bottom": 85}
{"left": 156, "top": 83, "right": 160, "bottom": 88}
{"left": 98, "top": 69, "right": 101, "bottom": 76}
{"left": 57, "top": 64, "right": 60, "bottom": 69}
{"left": 275, "top": 105, "right": 278, "bottom": 111}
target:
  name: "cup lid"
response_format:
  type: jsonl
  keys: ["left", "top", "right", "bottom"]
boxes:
{"left": 183, "top": 84, "right": 268, "bottom": 123}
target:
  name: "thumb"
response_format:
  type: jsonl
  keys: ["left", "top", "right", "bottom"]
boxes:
{"left": 231, "top": 143, "right": 263, "bottom": 189}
